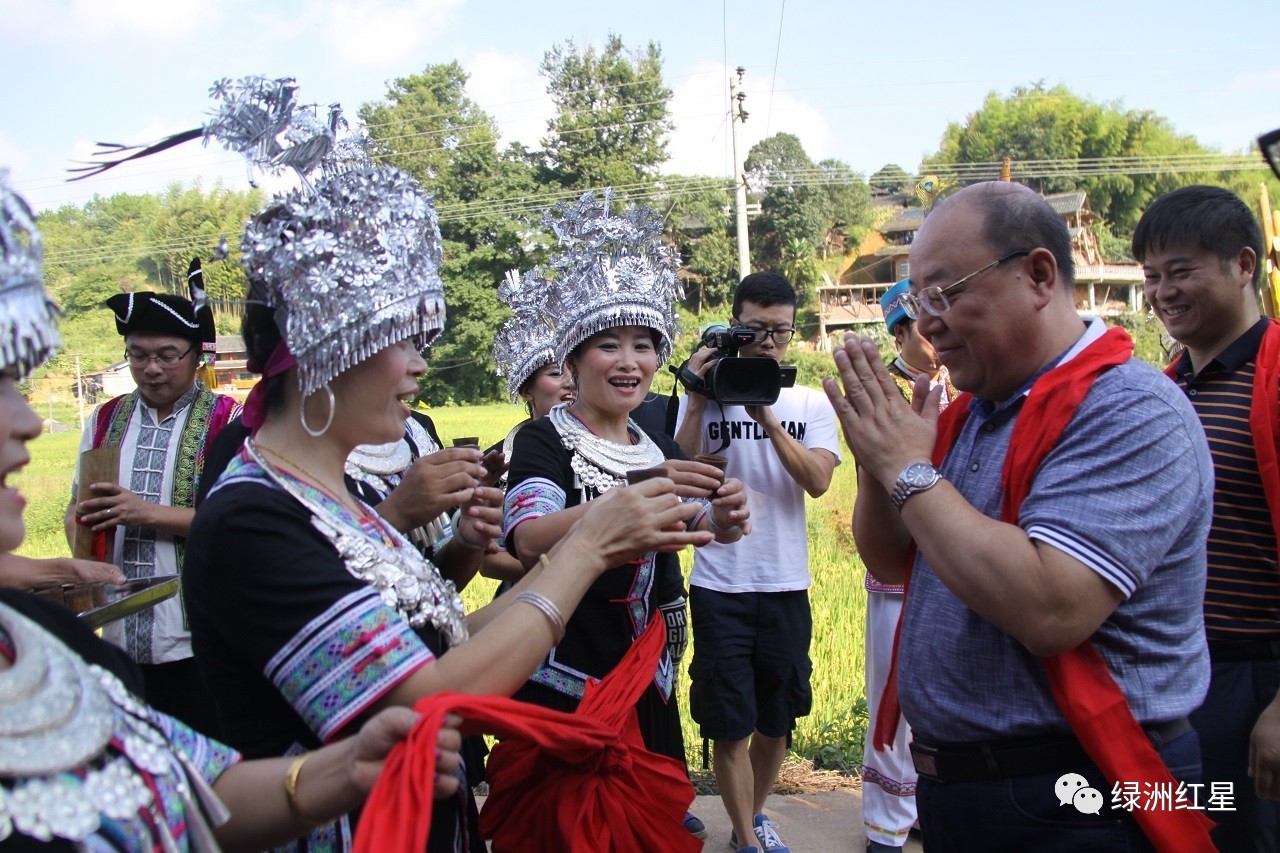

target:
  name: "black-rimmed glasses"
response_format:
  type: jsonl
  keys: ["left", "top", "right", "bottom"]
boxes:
{"left": 735, "top": 325, "right": 796, "bottom": 344}
{"left": 902, "top": 249, "right": 1031, "bottom": 320}
{"left": 125, "top": 344, "right": 194, "bottom": 368}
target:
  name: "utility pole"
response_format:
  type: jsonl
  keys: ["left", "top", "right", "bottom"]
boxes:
{"left": 75, "top": 355, "right": 84, "bottom": 432}
{"left": 730, "top": 67, "right": 751, "bottom": 281}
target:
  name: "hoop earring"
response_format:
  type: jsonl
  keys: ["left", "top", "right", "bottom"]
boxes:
{"left": 300, "top": 384, "right": 336, "bottom": 438}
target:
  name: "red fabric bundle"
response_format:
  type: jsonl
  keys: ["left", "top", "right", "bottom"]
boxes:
{"left": 876, "top": 326, "right": 1214, "bottom": 850}
{"left": 354, "top": 617, "right": 698, "bottom": 853}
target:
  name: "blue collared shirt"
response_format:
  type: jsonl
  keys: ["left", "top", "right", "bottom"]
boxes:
{"left": 899, "top": 318, "right": 1213, "bottom": 743}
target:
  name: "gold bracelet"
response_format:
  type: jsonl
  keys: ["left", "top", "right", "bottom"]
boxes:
{"left": 284, "top": 753, "right": 326, "bottom": 829}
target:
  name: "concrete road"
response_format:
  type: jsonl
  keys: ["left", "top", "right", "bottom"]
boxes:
{"left": 688, "top": 789, "right": 923, "bottom": 852}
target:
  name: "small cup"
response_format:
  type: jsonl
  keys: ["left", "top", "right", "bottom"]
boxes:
{"left": 694, "top": 453, "right": 728, "bottom": 475}
{"left": 694, "top": 454, "right": 727, "bottom": 498}
{"left": 452, "top": 437, "right": 480, "bottom": 448}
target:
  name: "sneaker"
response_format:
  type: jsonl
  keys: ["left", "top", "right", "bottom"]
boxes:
{"left": 736, "top": 848, "right": 762, "bottom": 853}
{"left": 684, "top": 811, "right": 708, "bottom": 839}
{"left": 752, "top": 813, "right": 790, "bottom": 853}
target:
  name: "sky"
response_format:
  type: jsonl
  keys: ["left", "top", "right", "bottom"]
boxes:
{"left": 3, "top": 0, "right": 1277, "bottom": 213}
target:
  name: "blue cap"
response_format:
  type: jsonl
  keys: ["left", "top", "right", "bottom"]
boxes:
{"left": 881, "top": 278, "right": 911, "bottom": 331}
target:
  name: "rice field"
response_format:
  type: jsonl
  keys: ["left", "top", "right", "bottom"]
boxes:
{"left": 14, "top": 402, "right": 870, "bottom": 769}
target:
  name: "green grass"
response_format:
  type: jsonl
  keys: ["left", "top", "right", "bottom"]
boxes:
{"left": 13, "top": 405, "right": 869, "bottom": 770}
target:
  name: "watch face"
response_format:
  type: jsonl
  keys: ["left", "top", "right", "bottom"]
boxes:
{"left": 903, "top": 462, "right": 937, "bottom": 487}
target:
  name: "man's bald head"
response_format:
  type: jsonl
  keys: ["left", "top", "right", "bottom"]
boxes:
{"left": 932, "top": 182, "right": 1076, "bottom": 290}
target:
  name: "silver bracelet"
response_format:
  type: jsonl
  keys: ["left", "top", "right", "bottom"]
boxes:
{"left": 514, "top": 590, "right": 565, "bottom": 643}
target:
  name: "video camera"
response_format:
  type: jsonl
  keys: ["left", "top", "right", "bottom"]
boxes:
{"left": 674, "top": 324, "right": 797, "bottom": 406}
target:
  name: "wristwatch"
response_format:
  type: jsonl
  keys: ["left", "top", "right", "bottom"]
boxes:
{"left": 890, "top": 461, "right": 941, "bottom": 510}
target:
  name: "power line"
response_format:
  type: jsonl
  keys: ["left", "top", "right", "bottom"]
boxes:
{"left": 764, "top": 0, "right": 785, "bottom": 138}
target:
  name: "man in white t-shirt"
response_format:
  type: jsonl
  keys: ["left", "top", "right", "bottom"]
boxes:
{"left": 676, "top": 272, "right": 842, "bottom": 853}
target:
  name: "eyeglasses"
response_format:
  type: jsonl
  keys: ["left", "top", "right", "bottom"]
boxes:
{"left": 737, "top": 325, "right": 796, "bottom": 344}
{"left": 125, "top": 345, "right": 194, "bottom": 368}
{"left": 902, "top": 249, "right": 1031, "bottom": 319}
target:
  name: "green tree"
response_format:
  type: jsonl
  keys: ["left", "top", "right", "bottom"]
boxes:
{"left": 539, "top": 34, "right": 673, "bottom": 190}
{"left": 361, "top": 64, "right": 546, "bottom": 404}
{"left": 653, "top": 178, "right": 737, "bottom": 311}
{"left": 870, "top": 163, "right": 912, "bottom": 193}
{"left": 745, "top": 134, "right": 873, "bottom": 281}
{"left": 923, "top": 83, "right": 1276, "bottom": 236}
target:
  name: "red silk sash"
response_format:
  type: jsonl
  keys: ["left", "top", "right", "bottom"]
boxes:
{"left": 355, "top": 618, "right": 698, "bottom": 853}
{"left": 876, "top": 326, "right": 1214, "bottom": 850}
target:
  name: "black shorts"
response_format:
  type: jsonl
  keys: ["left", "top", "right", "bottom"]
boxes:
{"left": 687, "top": 586, "right": 813, "bottom": 741}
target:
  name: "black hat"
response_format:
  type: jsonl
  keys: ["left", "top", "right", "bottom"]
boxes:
{"left": 106, "top": 259, "right": 216, "bottom": 354}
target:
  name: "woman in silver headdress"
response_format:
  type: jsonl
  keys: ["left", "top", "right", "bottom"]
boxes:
{"left": 481, "top": 268, "right": 575, "bottom": 586}
{"left": 500, "top": 192, "right": 751, "bottom": 804}
{"left": 183, "top": 166, "right": 709, "bottom": 852}
{"left": 0, "top": 170, "right": 466, "bottom": 852}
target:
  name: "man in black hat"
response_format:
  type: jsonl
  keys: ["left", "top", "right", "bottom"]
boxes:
{"left": 64, "top": 287, "right": 239, "bottom": 733}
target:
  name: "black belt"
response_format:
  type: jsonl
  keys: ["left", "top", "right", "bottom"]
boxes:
{"left": 1209, "top": 639, "right": 1280, "bottom": 662}
{"left": 910, "top": 718, "right": 1191, "bottom": 783}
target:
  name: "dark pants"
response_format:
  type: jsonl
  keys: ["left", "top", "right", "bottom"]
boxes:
{"left": 916, "top": 730, "right": 1202, "bottom": 852}
{"left": 141, "top": 657, "right": 224, "bottom": 739}
{"left": 1191, "top": 656, "right": 1280, "bottom": 853}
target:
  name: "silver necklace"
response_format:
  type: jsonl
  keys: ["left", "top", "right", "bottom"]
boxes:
{"left": 346, "top": 439, "right": 413, "bottom": 477}
{"left": 0, "top": 604, "right": 228, "bottom": 848}
{"left": 548, "top": 403, "right": 664, "bottom": 495}
{"left": 249, "top": 441, "right": 469, "bottom": 646}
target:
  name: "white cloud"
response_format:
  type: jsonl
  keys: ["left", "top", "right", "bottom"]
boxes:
{"left": 663, "top": 62, "right": 836, "bottom": 178}
{"left": 664, "top": 62, "right": 735, "bottom": 177}
{"left": 8, "top": 0, "right": 213, "bottom": 42}
{"left": 465, "top": 50, "right": 552, "bottom": 150}
{"left": 0, "top": 133, "right": 31, "bottom": 174}
{"left": 1227, "top": 67, "right": 1280, "bottom": 94}
{"left": 323, "top": 0, "right": 465, "bottom": 66}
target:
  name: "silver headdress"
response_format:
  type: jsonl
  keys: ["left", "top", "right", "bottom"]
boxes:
{"left": 67, "top": 75, "right": 446, "bottom": 396}
{"left": 492, "top": 268, "right": 557, "bottom": 403}
{"left": 542, "top": 189, "right": 682, "bottom": 367}
{"left": 0, "top": 171, "right": 62, "bottom": 379}
{"left": 241, "top": 161, "right": 445, "bottom": 396}
{"left": 71, "top": 75, "right": 360, "bottom": 191}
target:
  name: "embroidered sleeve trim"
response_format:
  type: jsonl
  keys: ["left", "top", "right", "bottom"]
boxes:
{"left": 265, "top": 588, "right": 434, "bottom": 742}
{"left": 502, "top": 476, "right": 566, "bottom": 538}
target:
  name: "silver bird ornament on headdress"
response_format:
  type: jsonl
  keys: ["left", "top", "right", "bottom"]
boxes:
{"left": 69, "top": 76, "right": 353, "bottom": 191}
{"left": 0, "top": 171, "right": 62, "bottom": 379}
{"left": 541, "top": 189, "right": 683, "bottom": 368}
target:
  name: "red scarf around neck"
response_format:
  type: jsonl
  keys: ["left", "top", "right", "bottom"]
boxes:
{"left": 876, "top": 325, "right": 1214, "bottom": 850}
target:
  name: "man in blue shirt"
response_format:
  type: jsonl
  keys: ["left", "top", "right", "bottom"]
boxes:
{"left": 825, "top": 181, "right": 1213, "bottom": 850}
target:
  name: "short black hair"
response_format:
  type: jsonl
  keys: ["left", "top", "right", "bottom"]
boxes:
{"left": 733, "top": 271, "right": 796, "bottom": 319}
{"left": 965, "top": 183, "right": 1075, "bottom": 286}
{"left": 1132, "top": 185, "right": 1263, "bottom": 288}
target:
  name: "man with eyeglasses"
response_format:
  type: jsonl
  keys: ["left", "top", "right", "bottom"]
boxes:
{"left": 676, "top": 271, "right": 841, "bottom": 853}
{"left": 1134, "top": 185, "right": 1280, "bottom": 851}
{"left": 825, "top": 181, "right": 1214, "bottom": 850}
{"left": 64, "top": 289, "right": 239, "bottom": 735}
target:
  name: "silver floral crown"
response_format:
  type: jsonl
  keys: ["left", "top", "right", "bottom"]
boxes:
{"left": 0, "top": 171, "right": 62, "bottom": 379}
{"left": 542, "top": 190, "right": 682, "bottom": 367}
{"left": 70, "top": 74, "right": 447, "bottom": 396}
{"left": 492, "top": 268, "right": 557, "bottom": 403}
{"left": 241, "top": 161, "right": 445, "bottom": 397}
